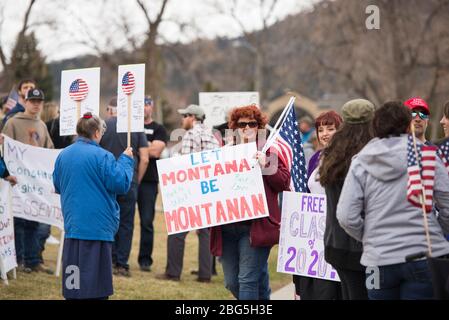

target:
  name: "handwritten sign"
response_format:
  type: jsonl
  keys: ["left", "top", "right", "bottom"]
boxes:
{"left": 3, "top": 136, "right": 63, "bottom": 229}
{"left": 0, "top": 181, "right": 17, "bottom": 279}
{"left": 157, "top": 142, "right": 269, "bottom": 235}
{"left": 277, "top": 191, "right": 340, "bottom": 282}
{"left": 117, "top": 64, "right": 145, "bottom": 133}
{"left": 199, "top": 92, "right": 259, "bottom": 128}
{"left": 60, "top": 67, "right": 100, "bottom": 136}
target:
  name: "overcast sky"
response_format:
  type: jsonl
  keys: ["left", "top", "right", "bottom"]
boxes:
{"left": 0, "top": 0, "right": 315, "bottom": 64}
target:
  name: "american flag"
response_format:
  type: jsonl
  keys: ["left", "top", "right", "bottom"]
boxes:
{"left": 268, "top": 104, "right": 308, "bottom": 192}
{"left": 4, "top": 89, "right": 19, "bottom": 111}
{"left": 69, "top": 79, "right": 89, "bottom": 101}
{"left": 407, "top": 134, "right": 437, "bottom": 213}
{"left": 121, "top": 71, "right": 135, "bottom": 95}
{"left": 437, "top": 138, "right": 449, "bottom": 174}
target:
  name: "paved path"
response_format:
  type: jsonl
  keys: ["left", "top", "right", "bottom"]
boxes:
{"left": 270, "top": 282, "right": 296, "bottom": 300}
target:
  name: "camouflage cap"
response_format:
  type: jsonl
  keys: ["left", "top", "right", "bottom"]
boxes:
{"left": 341, "top": 99, "right": 375, "bottom": 124}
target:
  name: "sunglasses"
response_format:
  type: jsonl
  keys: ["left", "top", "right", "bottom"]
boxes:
{"left": 237, "top": 121, "right": 259, "bottom": 129}
{"left": 411, "top": 111, "right": 429, "bottom": 120}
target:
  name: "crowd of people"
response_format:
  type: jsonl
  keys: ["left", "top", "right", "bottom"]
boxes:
{"left": 1, "top": 77, "right": 449, "bottom": 301}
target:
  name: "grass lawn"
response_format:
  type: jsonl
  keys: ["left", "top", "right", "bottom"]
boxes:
{"left": 0, "top": 200, "right": 292, "bottom": 300}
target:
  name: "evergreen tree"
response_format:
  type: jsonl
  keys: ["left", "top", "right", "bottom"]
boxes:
{"left": 9, "top": 32, "right": 53, "bottom": 100}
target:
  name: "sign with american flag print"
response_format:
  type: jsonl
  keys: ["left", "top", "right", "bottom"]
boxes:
{"left": 60, "top": 68, "right": 100, "bottom": 136}
{"left": 117, "top": 64, "right": 145, "bottom": 133}
{"left": 121, "top": 71, "right": 135, "bottom": 95}
{"left": 69, "top": 79, "right": 89, "bottom": 101}
{"left": 407, "top": 134, "right": 437, "bottom": 213}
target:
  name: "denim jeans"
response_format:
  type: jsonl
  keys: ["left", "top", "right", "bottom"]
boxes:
{"left": 366, "top": 260, "right": 434, "bottom": 300}
{"left": 112, "top": 182, "right": 138, "bottom": 270}
{"left": 220, "top": 224, "right": 271, "bottom": 300}
{"left": 137, "top": 182, "right": 158, "bottom": 267}
{"left": 37, "top": 223, "right": 51, "bottom": 263}
{"left": 14, "top": 217, "right": 40, "bottom": 267}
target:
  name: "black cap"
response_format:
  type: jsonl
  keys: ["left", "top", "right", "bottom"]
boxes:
{"left": 26, "top": 88, "right": 45, "bottom": 101}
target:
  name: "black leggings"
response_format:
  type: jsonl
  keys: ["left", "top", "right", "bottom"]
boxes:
{"left": 335, "top": 268, "right": 368, "bottom": 300}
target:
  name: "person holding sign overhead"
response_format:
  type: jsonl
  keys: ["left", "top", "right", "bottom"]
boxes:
{"left": 53, "top": 113, "right": 134, "bottom": 299}
{"left": 210, "top": 105, "right": 290, "bottom": 300}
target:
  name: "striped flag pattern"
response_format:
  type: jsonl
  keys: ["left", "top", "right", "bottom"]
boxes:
{"left": 268, "top": 104, "right": 308, "bottom": 192}
{"left": 121, "top": 71, "right": 135, "bottom": 95}
{"left": 69, "top": 79, "right": 89, "bottom": 101}
{"left": 4, "top": 89, "right": 19, "bottom": 111}
{"left": 407, "top": 134, "right": 437, "bottom": 213}
{"left": 437, "top": 138, "right": 449, "bottom": 174}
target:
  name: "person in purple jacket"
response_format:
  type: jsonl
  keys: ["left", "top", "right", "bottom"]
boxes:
{"left": 293, "top": 110, "right": 343, "bottom": 300}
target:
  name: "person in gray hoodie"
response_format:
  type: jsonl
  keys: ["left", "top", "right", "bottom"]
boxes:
{"left": 337, "top": 101, "right": 449, "bottom": 300}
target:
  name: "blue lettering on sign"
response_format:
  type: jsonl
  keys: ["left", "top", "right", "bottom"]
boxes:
{"left": 190, "top": 149, "right": 222, "bottom": 166}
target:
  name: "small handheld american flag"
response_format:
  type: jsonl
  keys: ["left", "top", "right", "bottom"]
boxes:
{"left": 121, "top": 71, "right": 135, "bottom": 95}
{"left": 407, "top": 134, "right": 437, "bottom": 213}
{"left": 437, "top": 139, "right": 449, "bottom": 174}
{"left": 4, "top": 89, "right": 19, "bottom": 111}
{"left": 267, "top": 104, "right": 308, "bottom": 192}
{"left": 69, "top": 79, "right": 89, "bottom": 101}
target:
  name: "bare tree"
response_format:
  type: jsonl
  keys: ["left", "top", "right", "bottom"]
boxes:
{"left": 135, "top": 0, "right": 170, "bottom": 123}
{"left": 208, "top": 0, "right": 286, "bottom": 104}
{"left": 309, "top": 0, "right": 449, "bottom": 139}
{"left": 0, "top": 0, "right": 38, "bottom": 84}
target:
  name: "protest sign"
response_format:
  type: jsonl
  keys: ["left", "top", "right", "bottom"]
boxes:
{"left": 117, "top": 64, "right": 145, "bottom": 147}
{"left": 60, "top": 67, "right": 100, "bottom": 136}
{"left": 0, "top": 181, "right": 17, "bottom": 282}
{"left": 157, "top": 142, "right": 269, "bottom": 235}
{"left": 3, "top": 136, "right": 63, "bottom": 229}
{"left": 199, "top": 92, "right": 259, "bottom": 128}
{"left": 277, "top": 191, "right": 340, "bottom": 282}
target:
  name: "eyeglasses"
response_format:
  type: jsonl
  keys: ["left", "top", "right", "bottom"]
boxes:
{"left": 237, "top": 121, "right": 259, "bottom": 129}
{"left": 411, "top": 111, "right": 429, "bottom": 120}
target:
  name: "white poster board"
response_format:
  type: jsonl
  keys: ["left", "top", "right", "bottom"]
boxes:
{"left": 199, "top": 92, "right": 259, "bottom": 128}
{"left": 0, "top": 181, "right": 17, "bottom": 280}
{"left": 277, "top": 191, "right": 340, "bottom": 282}
{"left": 3, "top": 136, "right": 63, "bottom": 229}
{"left": 157, "top": 142, "right": 269, "bottom": 235}
{"left": 117, "top": 64, "right": 145, "bottom": 133}
{"left": 60, "top": 67, "right": 101, "bottom": 136}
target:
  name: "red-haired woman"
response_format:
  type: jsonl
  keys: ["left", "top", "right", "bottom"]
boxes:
{"left": 210, "top": 105, "right": 290, "bottom": 300}
{"left": 292, "top": 110, "right": 343, "bottom": 300}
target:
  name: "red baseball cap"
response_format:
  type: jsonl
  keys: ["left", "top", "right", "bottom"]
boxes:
{"left": 404, "top": 97, "right": 430, "bottom": 114}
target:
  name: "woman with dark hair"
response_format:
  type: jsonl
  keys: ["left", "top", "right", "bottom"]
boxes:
{"left": 293, "top": 110, "right": 343, "bottom": 300}
{"left": 319, "top": 99, "right": 375, "bottom": 300}
{"left": 337, "top": 101, "right": 449, "bottom": 299}
{"left": 210, "top": 105, "right": 291, "bottom": 300}
{"left": 53, "top": 113, "right": 134, "bottom": 300}
{"left": 440, "top": 101, "right": 449, "bottom": 139}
